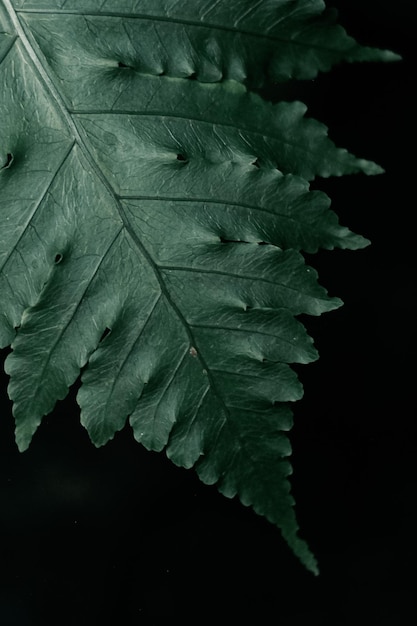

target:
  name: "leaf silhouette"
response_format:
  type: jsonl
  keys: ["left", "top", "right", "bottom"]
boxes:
{"left": 0, "top": 0, "right": 398, "bottom": 574}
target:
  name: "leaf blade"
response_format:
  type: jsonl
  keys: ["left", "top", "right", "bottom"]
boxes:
{"left": 0, "top": 0, "right": 392, "bottom": 573}
{"left": 14, "top": 0, "right": 400, "bottom": 86}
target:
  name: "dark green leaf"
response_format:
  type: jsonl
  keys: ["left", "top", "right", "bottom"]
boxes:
{"left": 0, "top": 0, "right": 397, "bottom": 574}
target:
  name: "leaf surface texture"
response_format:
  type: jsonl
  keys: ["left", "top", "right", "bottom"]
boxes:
{"left": 0, "top": 0, "right": 395, "bottom": 573}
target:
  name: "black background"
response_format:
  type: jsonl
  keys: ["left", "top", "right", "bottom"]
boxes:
{"left": 1, "top": 2, "right": 415, "bottom": 624}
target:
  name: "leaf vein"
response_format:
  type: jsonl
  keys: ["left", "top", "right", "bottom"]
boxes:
{"left": 102, "top": 292, "right": 163, "bottom": 410}
{"left": 211, "top": 368, "right": 275, "bottom": 382}
{"left": 27, "top": 225, "right": 124, "bottom": 398}
{"left": 150, "top": 345, "right": 189, "bottom": 411}
{"left": 0, "top": 33, "right": 17, "bottom": 64}
{"left": 159, "top": 265, "right": 305, "bottom": 294}
{"left": 189, "top": 322, "right": 298, "bottom": 345}
{"left": 121, "top": 194, "right": 298, "bottom": 224}
{"left": 15, "top": 8, "right": 343, "bottom": 52}
{"left": 182, "top": 383, "right": 211, "bottom": 438}
{"left": 73, "top": 110, "right": 315, "bottom": 161}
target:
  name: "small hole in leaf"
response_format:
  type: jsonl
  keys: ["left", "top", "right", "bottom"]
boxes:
{"left": 176, "top": 153, "right": 188, "bottom": 162}
{"left": 118, "top": 61, "right": 133, "bottom": 69}
{"left": 54, "top": 253, "right": 63, "bottom": 264}
{"left": 251, "top": 159, "right": 260, "bottom": 169}
{"left": 1, "top": 153, "right": 14, "bottom": 170}
{"left": 219, "top": 236, "right": 247, "bottom": 244}
{"left": 99, "top": 327, "right": 112, "bottom": 342}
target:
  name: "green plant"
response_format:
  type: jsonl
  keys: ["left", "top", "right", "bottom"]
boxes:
{"left": 0, "top": 0, "right": 398, "bottom": 574}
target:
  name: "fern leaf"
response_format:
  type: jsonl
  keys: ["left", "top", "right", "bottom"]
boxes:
{"left": 0, "top": 0, "right": 397, "bottom": 574}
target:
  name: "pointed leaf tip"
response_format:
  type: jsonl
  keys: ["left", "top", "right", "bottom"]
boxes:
{"left": 360, "top": 47, "right": 402, "bottom": 64}
{"left": 382, "top": 50, "right": 402, "bottom": 63}
{"left": 283, "top": 530, "right": 319, "bottom": 576}
{"left": 358, "top": 159, "right": 385, "bottom": 176}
